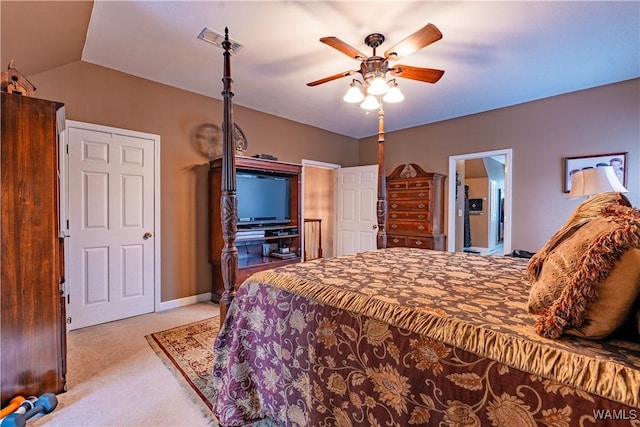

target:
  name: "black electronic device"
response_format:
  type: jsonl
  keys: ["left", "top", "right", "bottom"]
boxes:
{"left": 237, "top": 172, "right": 291, "bottom": 226}
{"left": 252, "top": 154, "right": 278, "bottom": 160}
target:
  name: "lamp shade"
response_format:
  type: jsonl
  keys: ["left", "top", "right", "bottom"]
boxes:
{"left": 568, "top": 166, "right": 628, "bottom": 199}
{"left": 360, "top": 94, "right": 380, "bottom": 110}
{"left": 343, "top": 84, "right": 364, "bottom": 103}
{"left": 368, "top": 76, "right": 389, "bottom": 95}
{"left": 383, "top": 84, "right": 404, "bottom": 103}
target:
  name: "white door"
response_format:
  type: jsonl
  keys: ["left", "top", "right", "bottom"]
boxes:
{"left": 66, "top": 123, "right": 158, "bottom": 330}
{"left": 336, "top": 165, "right": 378, "bottom": 256}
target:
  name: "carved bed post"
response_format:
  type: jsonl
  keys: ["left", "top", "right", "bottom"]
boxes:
{"left": 219, "top": 28, "right": 238, "bottom": 325}
{"left": 376, "top": 105, "right": 387, "bottom": 249}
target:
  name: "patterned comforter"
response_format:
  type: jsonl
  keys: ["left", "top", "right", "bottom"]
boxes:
{"left": 211, "top": 248, "right": 640, "bottom": 426}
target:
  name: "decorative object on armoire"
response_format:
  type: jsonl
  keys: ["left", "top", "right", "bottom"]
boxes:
{"left": 386, "top": 163, "right": 446, "bottom": 251}
{"left": 0, "top": 60, "right": 36, "bottom": 96}
{"left": 192, "top": 123, "right": 221, "bottom": 160}
{"left": 232, "top": 123, "right": 248, "bottom": 155}
{"left": 307, "top": 24, "right": 445, "bottom": 110}
{"left": 1, "top": 92, "right": 66, "bottom": 406}
{"left": 252, "top": 153, "right": 278, "bottom": 161}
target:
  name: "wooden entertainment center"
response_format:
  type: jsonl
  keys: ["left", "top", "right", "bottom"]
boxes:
{"left": 209, "top": 156, "right": 302, "bottom": 302}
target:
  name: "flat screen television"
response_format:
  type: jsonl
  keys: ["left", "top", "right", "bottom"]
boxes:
{"left": 237, "top": 171, "right": 291, "bottom": 226}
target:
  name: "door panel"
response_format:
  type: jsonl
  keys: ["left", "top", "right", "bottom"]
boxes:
{"left": 336, "top": 165, "right": 378, "bottom": 256}
{"left": 67, "top": 126, "right": 156, "bottom": 330}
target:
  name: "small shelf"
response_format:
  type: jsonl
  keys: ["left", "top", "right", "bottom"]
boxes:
{"left": 237, "top": 234, "right": 298, "bottom": 243}
{"left": 238, "top": 254, "right": 300, "bottom": 268}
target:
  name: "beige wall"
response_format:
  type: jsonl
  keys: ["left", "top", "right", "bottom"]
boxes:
{"left": 23, "top": 60, "right": 640, "bottom": 301}
{"left": 30, "top": 61, "right": 358, "bottom": 302}
{"left": 359, "top": 78, "right": 640, "bottom": 251}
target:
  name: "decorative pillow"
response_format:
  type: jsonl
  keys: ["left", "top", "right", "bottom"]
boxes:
{"left": 527, "top": 192, "right": 631, "bottom": 283}
{"left": 528, "top": 204, "right": 640, "bottom": 339}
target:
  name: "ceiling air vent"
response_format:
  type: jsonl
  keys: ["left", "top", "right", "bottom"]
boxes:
{"left": 197, "top": 28, "right": 243, "bottom": 53}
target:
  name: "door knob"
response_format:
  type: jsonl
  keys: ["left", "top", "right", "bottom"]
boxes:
{"left": 372, "top": 224, "right": 378, "bottom": 230}
{"left": 143, "top": 232, "right": 153, "bottom": 239}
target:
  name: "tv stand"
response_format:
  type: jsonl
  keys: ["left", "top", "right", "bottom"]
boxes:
{"left": 209, "top": 156, "right": 302, "bottom": 302}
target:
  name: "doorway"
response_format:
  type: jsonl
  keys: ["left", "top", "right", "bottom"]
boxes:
{"left": 302, "top": 160, "right": 339, "bottom": 259}
{"left": 447, "top": 149, "right": 512, "bottom": 255}
{"left": 302, "top": 161, "right": 379, "bottom": 258}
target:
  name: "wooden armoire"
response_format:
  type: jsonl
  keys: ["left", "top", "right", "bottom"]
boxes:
{"left": 1, "top": 92, "right": 67, "bottom": 405}
{"left": 386, "top": 163, "right": 446, "bottom": 250}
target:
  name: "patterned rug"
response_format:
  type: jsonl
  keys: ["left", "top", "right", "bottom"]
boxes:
{"left": 145, "top": 317, "right": 220, "bottom": 424}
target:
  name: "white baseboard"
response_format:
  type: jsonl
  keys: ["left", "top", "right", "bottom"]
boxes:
{"left": 157, "top": 292, "right": 213, "bottom": 311}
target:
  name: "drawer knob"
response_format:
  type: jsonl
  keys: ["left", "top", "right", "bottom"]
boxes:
{"left": 418, "top": 225, "right": 425, "bottom": 230}
{"left": 418, "top": 203, "right": 425, "bottom": 209}
{"left": 418, "top": 214, "right": 425, "bottom": 219}
{"left": 418, "top": 192, "right": 425, "bottom": 197}
{"left": 392, "top": 203, "right": 398, "bottom": 208}
{"left": 392, "top": 238, "right": 400, "bottom": 243}
{"left": 415, "top": 240, "right": 423, "bottom": 245}
{"left": 391, "top": 224, "right": 398, "bottom": 229}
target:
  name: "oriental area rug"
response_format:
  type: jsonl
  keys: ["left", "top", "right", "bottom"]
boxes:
{"left": 145, "top": 317, "right": 220, "bottom": 424}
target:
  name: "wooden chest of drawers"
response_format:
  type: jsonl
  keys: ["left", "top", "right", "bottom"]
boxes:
{"left": 386, "top": 164, "right": 446, "bottom": 251}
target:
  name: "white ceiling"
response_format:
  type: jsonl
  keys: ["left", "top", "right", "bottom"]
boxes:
{"left": 82, "top": 1, "right": 639, "bottom": 139}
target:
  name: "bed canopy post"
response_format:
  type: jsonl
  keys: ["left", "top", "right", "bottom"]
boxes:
{"left": 219, "top": 27, "right": 238, "bottom": 325}
{"left": 376, "top": 105, "right": 387, "bottom": 249}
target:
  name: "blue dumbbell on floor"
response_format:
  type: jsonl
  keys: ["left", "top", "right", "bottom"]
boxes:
{"left": 0, "top": 393, "right": 57, "bottom": 427}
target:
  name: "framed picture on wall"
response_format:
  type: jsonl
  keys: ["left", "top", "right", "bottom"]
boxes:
{"left": 564, "top": 152, "right": 628, "bottom": 193}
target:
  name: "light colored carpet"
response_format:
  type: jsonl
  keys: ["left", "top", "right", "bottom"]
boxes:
{"left": 31, "top": 302, "right": 220, "bottom": 426}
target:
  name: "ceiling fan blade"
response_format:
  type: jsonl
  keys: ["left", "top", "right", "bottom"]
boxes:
{"left": 384, "top": 23, "right": 443, "bottom": 60}
{"left": 307, "top": 70, "right": 356, "bottom": 87}
{"left": 320, "top": 37, "right": 367, "bottom": 60}
{"left": 389, "top": 65, "right": 444, "bottom": 83}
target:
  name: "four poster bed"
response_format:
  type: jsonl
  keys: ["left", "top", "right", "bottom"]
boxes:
{"left": 212, "top": 30, "right": 640, "bottom": 426}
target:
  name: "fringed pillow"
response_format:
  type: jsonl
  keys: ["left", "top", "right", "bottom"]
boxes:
{"left": 528, "top": 204, "right": 640, "bottom": 339}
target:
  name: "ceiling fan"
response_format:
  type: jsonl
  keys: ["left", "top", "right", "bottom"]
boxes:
{"left": 307, "top": 23, "right": 445, "bottom": 96}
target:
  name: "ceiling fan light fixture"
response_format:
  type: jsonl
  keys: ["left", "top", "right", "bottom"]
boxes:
{"left": 367, "top": 74, "right": 389, "bottom": 95}
{"left": 382, "top": 80, "right": 404, "bottom": 103}
{"left": 343, "top": 80, "right": 365, "bottom": 103}
{"left": 360, "top": 94, "right": 380, "bottom": 110}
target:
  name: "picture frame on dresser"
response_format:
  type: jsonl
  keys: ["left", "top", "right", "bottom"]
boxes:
{"left": 564, "top": 152, "right": 627, "bottom": 193}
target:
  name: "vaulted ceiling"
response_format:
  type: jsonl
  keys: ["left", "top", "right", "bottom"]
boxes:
{"left": 2, "top": 1, "right": 639, "bottom": 138}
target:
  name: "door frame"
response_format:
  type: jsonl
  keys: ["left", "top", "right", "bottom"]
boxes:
{"left": 447, "top": 149, "right": 512, "bottom": 255}
{"left": 301, "top": 159, "right": 340, "bottom": 257}
{"left": 60, "top": 120, "right": 161, "bottom": 315}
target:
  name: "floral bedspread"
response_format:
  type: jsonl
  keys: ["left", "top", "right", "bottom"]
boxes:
{"left": 211, "top": 248, "right": 640, "bottom": 426}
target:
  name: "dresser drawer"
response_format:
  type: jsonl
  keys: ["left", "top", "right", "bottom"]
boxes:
{"left": 388, "top": 221, "right": 433, "bottom": 235}
{"left": 388, "top": 188, "right": 432, "bottom": 201}
{"left": 389, "top": 199, "right": 431, "bottom": 210}
{"left": 387, "top": 235, "right": 407, "bottom": 247}
{"left": 387, "top": 235, "right": 437, "bottom": 250}
{"left": 388, "top": 181, "right": 408, "bottom": 191}
{"left": 408, "top": 180, "right": 433, "bottom": 190}
{"left": 406, "top": 236, "right": 436, "bottom": 249}
{"left": 389, "top": 211, "right": 431, "bottom": 222}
